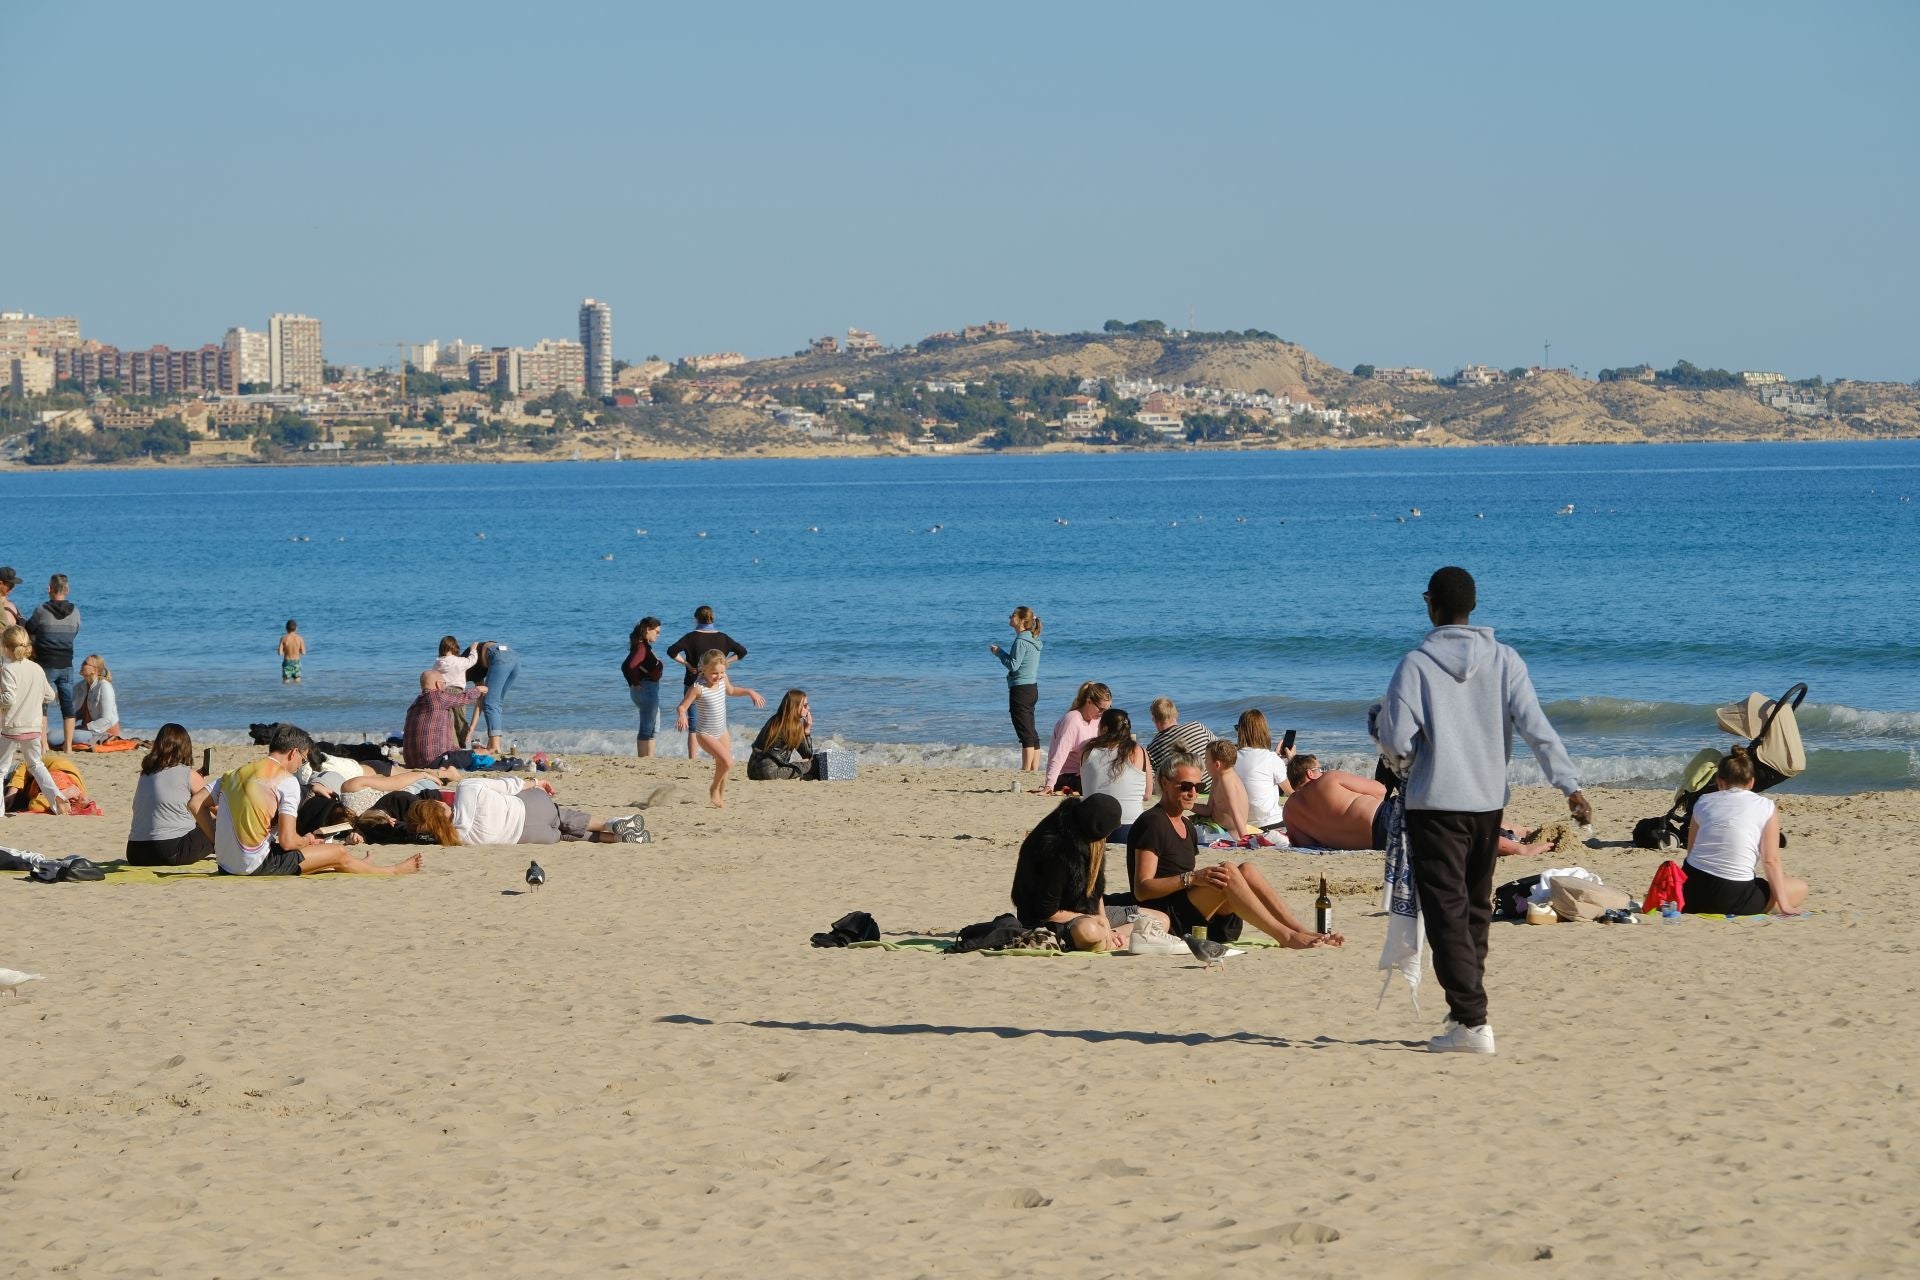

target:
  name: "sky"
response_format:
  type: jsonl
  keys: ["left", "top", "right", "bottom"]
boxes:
{"left": 3, "top": 0, "right": 1916, "bottom": 379}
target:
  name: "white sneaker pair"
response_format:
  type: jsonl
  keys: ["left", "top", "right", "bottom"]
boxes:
{"left": 1428, "top": 1020, "right": 1496, "bottom": 1055}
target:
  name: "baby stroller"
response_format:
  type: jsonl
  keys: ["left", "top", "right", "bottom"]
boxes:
{"left": 1632, "top": 683, "right": 1807, "bottom": 850}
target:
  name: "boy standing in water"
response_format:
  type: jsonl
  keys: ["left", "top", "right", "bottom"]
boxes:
{"left": 278, "top": 620, "right": 306, "bottom": 683}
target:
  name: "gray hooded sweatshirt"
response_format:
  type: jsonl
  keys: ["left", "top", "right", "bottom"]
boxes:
{"left": 1375, "top": 625, "right": 1579, "bottom": 812}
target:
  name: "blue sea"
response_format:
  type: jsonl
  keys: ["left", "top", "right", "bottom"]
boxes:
{"left": 3, "top": 440, "right": 1916, "bottom": 793}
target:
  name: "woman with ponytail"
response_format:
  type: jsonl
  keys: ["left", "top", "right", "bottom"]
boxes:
{"left": 1683, "top": 746, "right": 1809, "bottom": 915}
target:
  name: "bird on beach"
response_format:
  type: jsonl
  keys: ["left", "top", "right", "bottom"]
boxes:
{"left": 1184, "top": 936, "right": 1233, "bottom": 971}
{"left": 525, "top": 861, "right": 545, "bottom": 891}
{"left": 0, "top": 967, "right": 45, "bottom": 995}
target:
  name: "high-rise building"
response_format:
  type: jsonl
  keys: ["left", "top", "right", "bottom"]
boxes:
{"left": 579, "top": 298, "right": 613, "bottom": 397}
{"left": 407, "top": 340, "right": 440, "bottom": 370}
{"left": 224, "top": 327, "right": 271, "bottom": 390}
{"left": 8, "top": 352, "right": 56, "bottom": 396}
{"left": 268, "top": 313, "right": 324, "bottom": 390}
{"left": 0, "top": 311, "right": 82, "bottom": 350}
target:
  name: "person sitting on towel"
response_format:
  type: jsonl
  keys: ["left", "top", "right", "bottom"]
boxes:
{"left": 1683, "top": 746, "right": 1809, "bottom": 916}
{"left": 1129, "top": 755, "right": 1341, "bottom": 949}
{"left": 1011, "top": 793, "right": 1140, "bottom": 952}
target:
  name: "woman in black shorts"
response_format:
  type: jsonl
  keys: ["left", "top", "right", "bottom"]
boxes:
{"left": 125, "top": 723, "right": 213, "bottom": 866}
{"left": 989, "top": 606, "right": 1044, "bottom": 773}
{"left": 1127, "top": 755, "right": 1342, "bottom": 948}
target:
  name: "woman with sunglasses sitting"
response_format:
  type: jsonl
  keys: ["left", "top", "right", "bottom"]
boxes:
{"left": 1127, "top": 754, "right": 1344, "bottom": 950}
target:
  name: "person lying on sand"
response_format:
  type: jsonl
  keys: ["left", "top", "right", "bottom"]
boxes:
{"left": 1281, "top": 755, "right": 1389, "bottom": 849}
{"left": 406, "top": 776, "right": 647, "bottom": 847}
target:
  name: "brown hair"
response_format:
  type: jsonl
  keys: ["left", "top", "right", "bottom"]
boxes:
{"left": 1206, "top": 739, "right": 1239, "bottom": 768}
{"left": 438, "top": 635, "right": 461, "bottom": 656}
{"left": 1235, "top": 708, "right": 1271, "bottom": 750}
{"left": 763, "top": 689, "right": 810, "bottom": 751}
{"left": 1086, "top": 707, "right": 1138, "bottom": 769}
{"left": 1717, "top": 746, "right": 1756, "bottom": 789}
{"left": 408, "top": 798, "right": 462, "bottom": 846}
{"left": 1009, "top": 606, "right": 1041, "bottom": 636}
{"left": 142, "top": 722, "right": 194, "bottom": 775}
{"left": 1287, "top": 753, "right": 1320, "bottom": 788}
{"left": 1085, "top": 838, "right": 1106, "bottom": 900}
{"left": 49, "top": 573, "right": 68, "bottom": 596}
{"left": 1069, "top": 681, "right": 1111, "bottom": 712}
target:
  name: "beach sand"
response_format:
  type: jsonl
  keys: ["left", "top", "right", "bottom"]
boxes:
{"left": 2, "top": 750, "right": 1914, "bottom": 1276}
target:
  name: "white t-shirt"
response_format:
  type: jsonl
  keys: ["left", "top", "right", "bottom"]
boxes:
{"left": 1234, "top": 747, "right": 1287, "bottom": 828}
{"left": 1688, "top": 788, "right": 1775, "bottom": 881}
{"left": 453, "top": 777, "right": 529, "bottom": 845}
{"left": 212, "top": 773, "right": 301, "bottom": 874}
{"left": 1080, "top": 745, "right": 1150, "bottom": 825}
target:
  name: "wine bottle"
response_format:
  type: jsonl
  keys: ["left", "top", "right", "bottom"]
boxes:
{"left": 1314, "top": 876, "right": 1333, "bottom": 935}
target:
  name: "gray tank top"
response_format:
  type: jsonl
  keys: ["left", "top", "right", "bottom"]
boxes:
{"left": 130, "top": 765, "right": 195, "bottom": 841}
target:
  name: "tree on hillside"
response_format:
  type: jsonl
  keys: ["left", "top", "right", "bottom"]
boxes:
{"left": 1656, "top": 359, "right": 1740, "bottom": 390}
{"left": 1352, "top": 364, "right": 1375, "bottom": 379}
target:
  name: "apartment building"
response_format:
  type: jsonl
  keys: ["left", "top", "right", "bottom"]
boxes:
{"left": 579, "top": 298, "right": 613, "bottom": 397}
{"left": 0, "top": 311, "right": 81, "bottom": 350}
{"left": 8, "top": 352, "right": 55, "bottom": 396}
{"left": 224, "top": 327, "right": 271, "bottom": 389}
{"left": 269, "top": 313, "right": 324, "bottom": 390}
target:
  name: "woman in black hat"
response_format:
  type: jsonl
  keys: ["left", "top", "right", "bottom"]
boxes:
{"left": 1010, "top": 793, "right": 1138, "bottom": 951}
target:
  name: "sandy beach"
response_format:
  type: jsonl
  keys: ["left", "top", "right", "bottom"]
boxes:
{"left": 2, "top": 750, "right": 1914, "bottom": 1277}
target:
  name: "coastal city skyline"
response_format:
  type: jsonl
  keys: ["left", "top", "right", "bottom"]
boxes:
{"left": 3, "top": 3, "right": 1915, "bottom": 381}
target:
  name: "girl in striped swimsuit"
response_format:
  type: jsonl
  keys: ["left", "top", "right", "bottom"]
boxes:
{"left": 675, "top": 650, "right": 764, "bottom": 807}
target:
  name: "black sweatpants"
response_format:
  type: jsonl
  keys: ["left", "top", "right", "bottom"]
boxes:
{"left": 1406, "top": 808, "right": 1504, "bottom": 1028}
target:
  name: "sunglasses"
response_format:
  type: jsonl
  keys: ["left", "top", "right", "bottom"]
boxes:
{"left": 1173, "top": 780, "right": 1202, "bottom": 792}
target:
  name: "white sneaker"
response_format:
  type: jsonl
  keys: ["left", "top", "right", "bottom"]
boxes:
{"left": 1121, "top": 915, "right": 1186, "bottom": 956}
{"left": 1428, "top": 1020, "right": 1496, "bottom": 1055}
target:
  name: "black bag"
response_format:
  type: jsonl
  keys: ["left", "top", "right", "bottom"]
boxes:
{"left": 810, "top": 911, "right": 880, "bottom": 949}
{"left": 1493, "top": 873, "right": 1544, "bottom": 920}
{"left": 30, "top": 856, "right": 104, "bottom": 883}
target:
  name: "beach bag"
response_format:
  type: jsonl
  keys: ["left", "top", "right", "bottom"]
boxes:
{"left": 1548, "top": 876, "right": 1631, "bottom": 922}
{"left": 1643, "top": 860, "right": 1687, "bottom": 914}
{"left": 1493, "top": 873, "right": 1545, "bottom": 920}
{"left": 812, "top": 749, "right": 857, "bottom": 781}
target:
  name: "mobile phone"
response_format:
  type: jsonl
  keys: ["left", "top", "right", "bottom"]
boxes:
{"left": 1281, "top": 728, "right": 1297, "bottom": 752}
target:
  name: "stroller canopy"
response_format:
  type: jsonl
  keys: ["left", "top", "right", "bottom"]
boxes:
{"left": 1715, "top": 691, "right": 1807, "bottom": 779}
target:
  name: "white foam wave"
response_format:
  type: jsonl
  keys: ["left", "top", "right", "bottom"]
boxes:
{"left": 1801, "top": 703, "right": 1920, "bottom": 738}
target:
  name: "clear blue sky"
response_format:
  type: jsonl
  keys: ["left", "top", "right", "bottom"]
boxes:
{"left": 4, "top": 1, "right": 1915, "bottom": 379}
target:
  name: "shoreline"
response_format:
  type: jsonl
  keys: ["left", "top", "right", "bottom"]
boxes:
{"left": 2, "top": 429, "right": 1914, "bottom": 475}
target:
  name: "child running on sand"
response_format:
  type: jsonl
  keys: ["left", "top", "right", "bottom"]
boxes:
{"left": 675, "top": 650, "right": 763, "bottom": 807}
{"left": 278, "top": 620, "right": 306, "bottom": 683}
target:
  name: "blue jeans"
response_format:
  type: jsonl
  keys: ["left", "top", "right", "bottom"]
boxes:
{"left": 629, "top": 680, "right": 662, "bottom": 741}
{"left": 47, "top": 667, "right": 74, "bottom": 739}
{"left": 480, "top": 647, "right": 519, "bottom": 736}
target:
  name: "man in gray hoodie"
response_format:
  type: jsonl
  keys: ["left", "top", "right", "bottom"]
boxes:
{"left": 1376, "top": 566, "right": 1591, "bottom": 1055}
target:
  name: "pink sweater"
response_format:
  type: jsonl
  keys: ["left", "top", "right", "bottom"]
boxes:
{"left": 1045, "top": 709, "right": 1100, "bottom": 790}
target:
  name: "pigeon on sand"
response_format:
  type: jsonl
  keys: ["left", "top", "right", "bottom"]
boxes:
{"left": 1184, "top": 936, "right": 1237, "bottom": 970}
{"left": 1, "top": 967, "right": 45, "bottom": 995}
{"left": 525, "top": 861, "right": 546, "bottom": 890}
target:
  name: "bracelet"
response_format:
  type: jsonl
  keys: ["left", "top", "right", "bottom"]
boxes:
{"left": 1181, "top": 870, "right": 1193, "bottom": 889}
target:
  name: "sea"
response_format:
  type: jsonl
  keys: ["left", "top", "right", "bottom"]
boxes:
{"left": 3, "top": 439, "right": 1915, "bottom": 793}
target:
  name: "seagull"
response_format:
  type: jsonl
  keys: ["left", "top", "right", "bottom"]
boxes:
{"left": 1475, "top": 512, "right": 1485, "bottom": 519}
{"left": 1184, "top": 936, "right": 1233, "bottom": 971}
{"left": 0, "top": 967, "right": 44, "bottom": 995}
{"left": 634, "top": 528, "right": 648, "bottom": 536}
{"left": 1409, "top": 507, "right": 1421, "bottom": 517}
{"left": 476, "top": 532, "right": 487, "bottom": 539}
{"left": 696, "top": 530, "right": 708, "bottom": 538}
{"left": 524, "top": 861, "right": 545, "bottom": 891}
{"left": 1557, "top": 504, "right": 1575, "bottom": 516}
{"left": 1055, "top": 517, "right": 1069, "bottom": 526}
{"left": 806, "top": 525, "right": 820, "bottom": 533}
{"left": 601, "top": 554, "right": 614, "bottom": 561}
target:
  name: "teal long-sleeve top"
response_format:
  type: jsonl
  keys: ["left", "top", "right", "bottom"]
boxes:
{"left": 995, "top": 632, "right": 1042, "bottom": 686}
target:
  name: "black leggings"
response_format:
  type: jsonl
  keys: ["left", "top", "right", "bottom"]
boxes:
{"left": 1008, "top": 684, "right": 1040, "bottom": 749}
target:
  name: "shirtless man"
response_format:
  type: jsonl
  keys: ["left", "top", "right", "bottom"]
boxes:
{"left": 1282, "top": 755, "right": 1390, "bottom": 849}
{"left": 1284, "top": 753, "right": 1548, "bottom": 854}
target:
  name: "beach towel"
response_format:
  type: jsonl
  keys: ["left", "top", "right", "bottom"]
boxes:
{"left": 1376, "top": 785, "right": 1423, "bottom": 1012}
{"left": 217, "top": 757, "right": 290, "bottom": 852}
